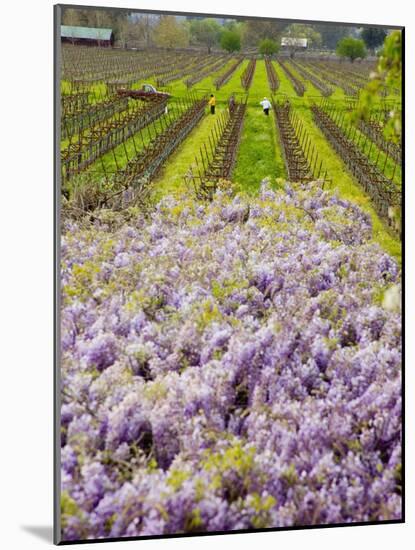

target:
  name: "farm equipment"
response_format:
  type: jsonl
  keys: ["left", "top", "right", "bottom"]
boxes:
{"left": 116, "top": 84, "right": 171, "bottom": 101}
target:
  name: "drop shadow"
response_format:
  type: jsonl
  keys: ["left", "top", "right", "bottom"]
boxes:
{"left": 21, "top": 525, "right": 53, "bottom": 543}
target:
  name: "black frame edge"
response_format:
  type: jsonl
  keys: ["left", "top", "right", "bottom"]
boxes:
{"left": 54, "top": 3, "right": 63, "bottom": 546}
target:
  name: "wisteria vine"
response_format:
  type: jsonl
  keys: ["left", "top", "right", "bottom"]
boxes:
{"left": 60, "top": 180, "right": 401, "bottom": 540}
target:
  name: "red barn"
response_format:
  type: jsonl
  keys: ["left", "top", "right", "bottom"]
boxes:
{"left": 61, "top": 25, "right": 114, "bottom": 47}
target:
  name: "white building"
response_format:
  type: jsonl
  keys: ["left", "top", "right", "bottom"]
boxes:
{"left": 281, "top": 37, "right": 308, "bottom": 49}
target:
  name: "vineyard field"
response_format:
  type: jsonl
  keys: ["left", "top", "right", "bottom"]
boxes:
{"left": 58, "top": 21, "right": 402, "bottom": 543}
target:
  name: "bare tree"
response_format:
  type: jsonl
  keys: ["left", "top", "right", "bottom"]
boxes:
{"left": 61, "top": 8, "right": 88, "bottom": 27}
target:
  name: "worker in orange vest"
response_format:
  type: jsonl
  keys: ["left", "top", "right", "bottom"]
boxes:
{"left": 209, "top": 94, "right": 216, "bottom": 115}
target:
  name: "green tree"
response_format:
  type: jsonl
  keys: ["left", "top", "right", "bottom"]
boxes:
{"left": 336, "top": 37, "right": 367, "bottom": 61}
{"left": 258, "top": 38, "right": 279, "bottom": 56}
{"left": 153, "top": 15, "right": 189, "bottom": 49}
{"left": 220, "top": 30, "right": 241, "bottom": 52}
{"left": 189, "top": 18, "right": 221, "bottom": 53}
{"left": 355, "top": 30, "right": 402, "bottom": 141}
{"left": 360, "top": 27, "right": 388, "bottom": 53}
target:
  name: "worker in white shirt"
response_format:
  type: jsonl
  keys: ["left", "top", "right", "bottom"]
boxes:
{"left": 260, "top": 97, "right": 272, "bottom": 116}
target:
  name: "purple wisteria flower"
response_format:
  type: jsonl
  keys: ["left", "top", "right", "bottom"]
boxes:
{"left": 60, "top": 181, "right": 401, "bottom": 540}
